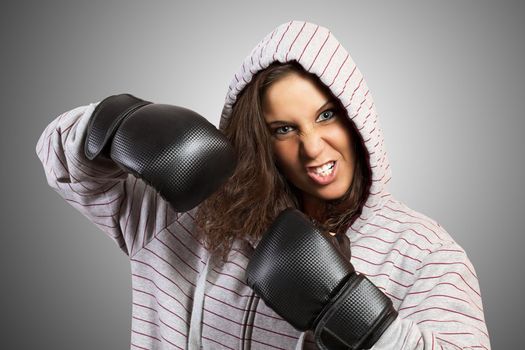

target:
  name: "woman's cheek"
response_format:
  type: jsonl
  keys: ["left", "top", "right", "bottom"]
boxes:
{"left": 273, "top": 141, "right": 299, "bottom": 175}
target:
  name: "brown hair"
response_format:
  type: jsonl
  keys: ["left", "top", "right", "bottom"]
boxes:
{"left": 195, "top": 60, "right": 372, "bottom": 261}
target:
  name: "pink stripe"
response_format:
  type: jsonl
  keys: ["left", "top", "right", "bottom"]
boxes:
{"left": 416, "top": 272, "right": 481, "bottom": 297}
{"left": 319, "top": 43, "right": 340, "bottom": 78}
{"left": 158, "top": 333, "right": 185, "bottom": 350}
{"left": 429, "top": 248, "right": 465, "bottom": 255}
{"left": 351, "top": 243, "right": 423, "bottom": 263}
{"left": 206, "top": 279, "right": 253, "bottom": 298}
{"left": 417, "top": 319, "right": 490, "bottom": 339}
{"left": 62, "top": 154, "right": 108, "bottom": 185}
{"left": 69, "top": 150, "right": 125, "bottom": 178}
{"left": 355, "top": 94, "right": 369, "bottom": 114}
{"left": 383, "top": 289, "right": 403, "bottom": 302}
{"left": 90, "top": 219, "right": 118, "bottom": 230}
{"left": 202, "top": 318, "right": 242, "bottom": 340}
{"left": 439, "top": 331, "right": 474, "bottom": 336}
{"left": 336, "top": 65, "right": 357, "bottom": 98}
{"left": 417, "top": 261, "right": 478, "bottom": 280}
{"left": 158, "top": 317, "right": 187, "bottom": 338}
{"left": 202, "top": 335, "right": 236, "bottom": 350}
{"left": 205, "top": 307, "right": 297, "bottom": 339}
{"left": 230, "top": 249, "right": 250, "bottom": 262}
{"left": 352, "top": 255, "right": 413, "bottom": 275}
{"left": 307, "top": 30, "right": 331, "bottom": 71}
{"left": 50, "top": 140, "right": 99, "bottom": 191}
{"left": 131, "top": 258, "right": 194, "bottom": 299}
{"left": 298, "top": 25, "right": 319, "bottom": 62}
{"left": 384, "top": 201, "right": 442, "bottom": 230}
{"left": 132, "top": 287, "right": 189, "bottom": 325}
{"left": 357, "top": 113, "right": 372, "bottom": 130}
{"left": 376, "top": 213, "right": 443, "bottom": 241}
{"left": 211, "top": 268, "right": 247, "bottom": 285}
{"left": 37, "top": 111, "right": 64, "bottom": 156}
{"left": 435, "top": 336, "right": 476, "bottom": 350}
{"left": 133, "top": 302, "right": 159, "bottom": 313}
{"left": 285, "top": 21, "right": 306, "bottom": 61}
{"left": 328, "top": 52, "right": 349, "bottom": 87}
{"left": 131, "top": 274, "right": 192, "bottom": 314}
{"left": 399, "top": 293, "right": 481, "bottom": 312}
{"left": 143, "top": 245, "right": 198, "bottom": 285}
{"left": 165, "top": 227, "right": 204, "bottom": 265}
{"left": 205, "top": 293, "right": 282, "bottom": 320}
{"left": 154, "top": 236, "right": 200, "bottom": 274}
{"left": 263, "top": 28, "right": 278, "bottom": 59}
{"left": 131, "top": 329, "right": 162, "bottom": 343}
{"left": 179, "top": 212, "right": 207, "bottom": 244}
{"left": 131, "top": 341, "right": 150, "bottom": 350}
{"left": 345, "top": 77, "right": 364, "bottom": 108}
{"left": 364, "top": 272, "right": 412, "bottom": 288}
{"left": 353, "top": 228, "right": 433, "bottom": 253}
{"left": 133, "top": 315, "right": 159, "bottom": 328}
{"left": 250, "top": 337, "right": 289, "bottom": 350}
{"left": 273, "top": 21, "right": 294, "bottom": 61}
{"left": 222, "top": 258, "right": 247, "bottom": 272}
{"left": 70, "top": 180, "right": 122, "bottom": 201}
{"left": 404, "top": 281, "right": 483, "bottom": 310}
{"left": 365, "top": 222, "right": 439, "bottom": 246}
{"left": 63, "top": 190, "right": 123, "bottom": 208}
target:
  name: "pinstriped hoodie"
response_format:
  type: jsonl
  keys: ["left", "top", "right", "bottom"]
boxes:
{"left": 36, "top": 20, "right": 491, "bottom": 349}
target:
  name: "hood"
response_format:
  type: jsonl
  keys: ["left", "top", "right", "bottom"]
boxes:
{"left": 219, "top": 20, "right": 391, "bottom": 230}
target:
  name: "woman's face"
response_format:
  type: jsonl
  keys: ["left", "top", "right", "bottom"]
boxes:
{"left": 263, "top": 72, "right": 356, "bottom": 213}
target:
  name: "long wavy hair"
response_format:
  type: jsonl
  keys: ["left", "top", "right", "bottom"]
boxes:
{"left": 195, "top": 60, "right": 372, "bottom": 261}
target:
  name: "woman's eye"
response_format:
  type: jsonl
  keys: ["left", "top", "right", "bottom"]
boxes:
{"left": 317, "top": 109, "right": 336, "bottom": 122}
{"left": 274, "top": 125, "right": 294, "bottom": 135}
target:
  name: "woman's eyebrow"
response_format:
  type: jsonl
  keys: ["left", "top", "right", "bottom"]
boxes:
{"left": 315, "top": 99, "right": 335, "bottom": 114}
{"left": 267, "top": 120, "right": 292, "bottom": 126}
{"left": 266, "top": 99, "right": 335, "bottom": 126}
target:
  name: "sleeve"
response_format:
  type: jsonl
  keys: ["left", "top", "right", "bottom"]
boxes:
{"left": 371, "top": 241, "right": 491, "bottom": 350}
{"left": 35, "top": 102, "right": 179, "bottom": 257}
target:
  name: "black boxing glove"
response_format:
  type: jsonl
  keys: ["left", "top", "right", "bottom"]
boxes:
{"left": 246, "top": 208, "right": 398, "bottom": 350}
{"left": 84, "top": 93, "right": 236, "bottom": 212}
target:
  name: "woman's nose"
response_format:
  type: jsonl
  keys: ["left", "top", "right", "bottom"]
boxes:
{"left": 300, "top": 129, "right": 325, "bottom": 160}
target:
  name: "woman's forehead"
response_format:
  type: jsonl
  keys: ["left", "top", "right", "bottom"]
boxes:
{"left": 263, "top": 73, "right": 332, "bottom": 120}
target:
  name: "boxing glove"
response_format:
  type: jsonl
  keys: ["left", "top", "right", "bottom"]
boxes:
{"left": 246, "top": 208, "right": 398, "bottom": 350}
{"left": 84, "top": 93, "right": 236, "bottom": 212}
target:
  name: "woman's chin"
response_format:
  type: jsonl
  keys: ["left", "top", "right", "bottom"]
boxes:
{"left": 306, "top": 186, "right": 350, "bottom": 203}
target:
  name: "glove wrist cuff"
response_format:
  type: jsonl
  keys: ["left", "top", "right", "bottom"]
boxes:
{"left": 84, "top": 93, "right": 151, "bottom": 160}
{"left": 314, "top": 274, "right": 398, "bottom": 350}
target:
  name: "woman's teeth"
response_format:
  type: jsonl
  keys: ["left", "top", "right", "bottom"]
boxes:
{"left": 313, "top": 161, "right": 335, "bottom": 177}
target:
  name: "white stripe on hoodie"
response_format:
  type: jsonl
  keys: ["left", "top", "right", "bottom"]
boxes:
{"left": 36, "top": 20, "right": 491, "bottom": 349}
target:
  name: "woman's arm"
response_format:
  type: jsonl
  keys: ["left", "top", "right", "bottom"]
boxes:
{"left": 35, "top": 102, "right": 178, "bottom": 257}
{"left": 372, "top": 241, "right": 491, "bottom": 349}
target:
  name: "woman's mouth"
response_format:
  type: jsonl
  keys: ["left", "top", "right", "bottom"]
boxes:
{"left": 306, "top": 160, "right": 337, "bottom": 185}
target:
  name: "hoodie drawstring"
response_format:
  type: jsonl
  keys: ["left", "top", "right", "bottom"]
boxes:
{"left": 188, "top": 254, "right": 212, "bottom": 350}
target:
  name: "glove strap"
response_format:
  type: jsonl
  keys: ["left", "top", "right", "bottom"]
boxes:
{"left": 314, "top": 274, "right": 398, "bottom": 350}
{"left": 84, "top": 94, "right": 151, "bottom": 160}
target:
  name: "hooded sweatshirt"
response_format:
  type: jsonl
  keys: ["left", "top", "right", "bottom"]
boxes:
{"left": 36, "top": 20, "right": 490, "bottom": 350}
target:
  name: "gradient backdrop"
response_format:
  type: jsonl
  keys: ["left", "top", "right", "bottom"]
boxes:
{"left": 3, "top": 0, "right": 523, "bottom": 348}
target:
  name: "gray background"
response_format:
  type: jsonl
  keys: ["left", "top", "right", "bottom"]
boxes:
{"left": 2, "top": 0, "right": 523, "bottom": 348}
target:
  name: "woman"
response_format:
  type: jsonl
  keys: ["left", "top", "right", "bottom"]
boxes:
{"left": 36, "top": 20, "right": 491, "bottom": 349}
